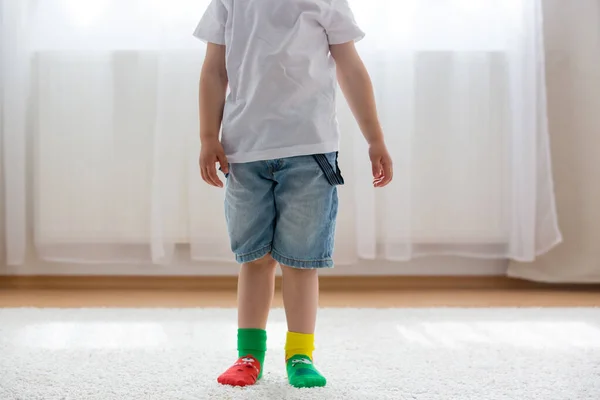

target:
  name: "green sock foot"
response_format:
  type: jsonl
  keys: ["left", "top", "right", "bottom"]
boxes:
{"left": 286, "top": 355, "right": 327, "bottom": 388}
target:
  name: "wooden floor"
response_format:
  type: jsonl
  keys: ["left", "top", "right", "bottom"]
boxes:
{"left": 1, "top": 288, "right": 600, "bottom": 308}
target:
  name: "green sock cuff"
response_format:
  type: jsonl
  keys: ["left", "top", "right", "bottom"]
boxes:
{"left": 237, "top": 329, "right": 267, "bottom": 380}
{"left": 237, "top": 328, "right": 267, "bottom": 353}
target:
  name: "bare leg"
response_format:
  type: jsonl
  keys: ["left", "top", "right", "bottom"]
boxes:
{"left": 218, "top": 254, "right": 277, "bottom": 387}
{"left": 238, "top": 254, "right": 278, "bottom": 329}
{"left": 281, "top": 265, "right": 319, "bottom": 334}
{"left": 281, "top": 265, "right": 326, "bottom": 388}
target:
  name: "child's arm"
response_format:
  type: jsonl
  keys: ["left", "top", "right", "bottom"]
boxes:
{"left": 199, "top": 43, "right": 229, "bottom": 188}
{"left": 330, "top": 42, "right": 393, "bottom": 188}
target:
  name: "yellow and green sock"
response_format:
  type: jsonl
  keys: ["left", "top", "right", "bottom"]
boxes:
{"left": 285, "top": 331, "right": 327, "bottom": 388}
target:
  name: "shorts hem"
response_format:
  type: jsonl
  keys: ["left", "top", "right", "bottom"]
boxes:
{"left": 271, "top": 249, "right": 334, "bottom": 269}
{"left": 235, "top": 245, "right": 272, "bottom": 264}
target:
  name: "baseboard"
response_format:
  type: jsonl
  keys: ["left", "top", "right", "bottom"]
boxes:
{"left": 1, "top": 275, "right": 597, "bottom": 291}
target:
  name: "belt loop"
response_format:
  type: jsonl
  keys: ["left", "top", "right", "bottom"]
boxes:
{"left": 313, "top": 153, "right": 344, "bottom": 186}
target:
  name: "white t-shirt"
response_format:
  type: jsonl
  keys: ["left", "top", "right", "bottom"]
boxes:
{"left": 194, "top": 0, "right": 364, "bottom": 163}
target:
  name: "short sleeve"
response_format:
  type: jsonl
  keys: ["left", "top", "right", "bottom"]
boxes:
{"left": 193, "top": 0, "right": 227, "bottom": 45}
{"left": 323, "top": 0, "right": 365, "bottom": 45}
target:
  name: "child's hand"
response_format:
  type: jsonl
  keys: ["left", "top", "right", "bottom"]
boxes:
{"left": 200, "top": 139, "right": 229, "bottom": 188}
{"left": 369, "top": 141, "right": 393, "bottom": 187}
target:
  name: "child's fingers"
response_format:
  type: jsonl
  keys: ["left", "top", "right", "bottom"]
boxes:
{"left": 218, "top": 153, "right": 229, "bottom": 174}
{"left": 371, "top": 159, "right": 383, "bottom": 178}
{"left": 374, "top": 160, "right": 393, "bottom": 188}
{"left": 200, "top": 167, "right": 209, "bottom": 185}
{"left": 200, "top": 156, "right": 222, "bottom": 187}
{"left": 201, "top": 166, "right": 214, "bottom": 186}
{"left": 206, "top": 164, "right": 223, "bottom": 188}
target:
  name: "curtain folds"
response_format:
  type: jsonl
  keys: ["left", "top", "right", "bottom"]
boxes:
{"left": 508, "top": 0, "right": 600, "bottom": 282}
{"left": 0, "top": 0, "right": 561, "bottom": 268}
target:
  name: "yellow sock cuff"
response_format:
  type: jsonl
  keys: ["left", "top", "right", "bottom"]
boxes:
{"left": 285, "top": 331, "right": 315, "bottom": 361}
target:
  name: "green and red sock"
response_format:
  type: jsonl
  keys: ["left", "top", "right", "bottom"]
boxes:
{"left": 217, "top": 328, "right": 266, "bottom": 387}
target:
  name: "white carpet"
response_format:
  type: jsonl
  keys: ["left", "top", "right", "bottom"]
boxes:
{"left": 1, "top": 308, "right": 599, "bottom": 400}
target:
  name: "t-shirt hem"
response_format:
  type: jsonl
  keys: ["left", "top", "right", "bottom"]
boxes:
{"left": 226, "top": 142, "right": 340, "bottom": 164}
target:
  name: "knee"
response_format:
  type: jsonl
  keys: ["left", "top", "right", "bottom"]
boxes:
{"left": 281, "top": 265, "right": 318, "bottom": 277}
{"left": 245, "top": 254, "right": 278, "bottom": 271}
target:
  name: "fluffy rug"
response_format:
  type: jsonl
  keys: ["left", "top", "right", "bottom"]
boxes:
{"left": 1, "top": 308, "right": 599, "bottom": 400}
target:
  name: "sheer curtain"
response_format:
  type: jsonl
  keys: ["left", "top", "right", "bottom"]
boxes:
{"left": 508, "top": 0, "right": 600, "bottom": 283}
{"left": 0, "top": 0, "right": 561, "bottom": 268}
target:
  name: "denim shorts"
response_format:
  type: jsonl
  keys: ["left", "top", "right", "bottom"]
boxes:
{"left": 224, "top": 153, "right": 342, "bottom": 269}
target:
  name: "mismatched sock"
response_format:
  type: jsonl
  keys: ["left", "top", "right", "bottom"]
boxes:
{"left": 217, "top": 328, "right": 267, "bottom": 387}
{"left": 286, "top": 354, "right": 327, "bottom": 388}
{"left": 285, "top": 332, "right": 326, "bottom": 388}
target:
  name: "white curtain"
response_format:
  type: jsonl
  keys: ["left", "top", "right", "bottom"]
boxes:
{"left": 508, "top": 0, "right": 600, "bottom": 283}
{"left": 0, "top": 0, "right": 561, "bottom": 268}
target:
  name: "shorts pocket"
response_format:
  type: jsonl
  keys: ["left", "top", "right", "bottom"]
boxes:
{"left": 313, "top": 152, "right": 344, "bottom": 186}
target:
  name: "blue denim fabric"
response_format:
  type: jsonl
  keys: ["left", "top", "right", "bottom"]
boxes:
{"left": 224, "top": 153, "right": 339, "bottom": 269}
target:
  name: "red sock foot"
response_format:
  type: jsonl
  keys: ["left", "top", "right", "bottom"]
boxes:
{"left": 217, "top": 356, "right": 262, "bottom": 387}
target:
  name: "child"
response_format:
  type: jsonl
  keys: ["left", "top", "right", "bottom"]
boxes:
{"left": 194, "top": 0, "right": 392, "bottom": 389}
